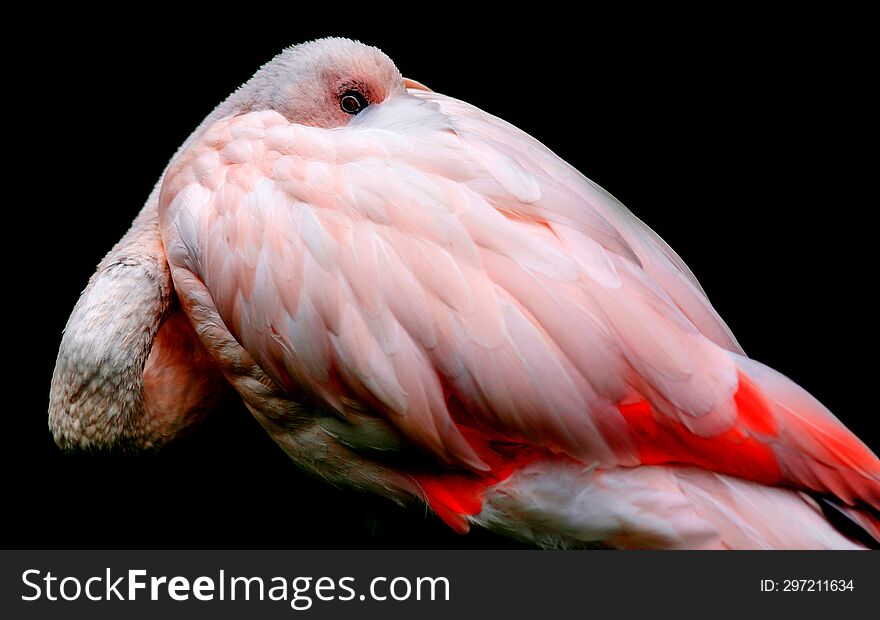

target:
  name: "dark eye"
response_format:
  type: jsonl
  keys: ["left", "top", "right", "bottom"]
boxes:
{"left": 339, "top": 90, "right": 368, "bottom": 115}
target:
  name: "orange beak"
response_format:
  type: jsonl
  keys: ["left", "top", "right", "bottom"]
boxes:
{"left": 403, "top": 77, "right": 433, "bottom": 92}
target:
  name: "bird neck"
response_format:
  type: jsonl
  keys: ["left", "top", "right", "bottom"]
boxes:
{"left": 49, "top": 201, "right": 173, "bottom": 450}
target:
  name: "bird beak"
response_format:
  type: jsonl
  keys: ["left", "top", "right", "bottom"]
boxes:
{"left": 403, "top": 77, "right": 433, "bottom": 92}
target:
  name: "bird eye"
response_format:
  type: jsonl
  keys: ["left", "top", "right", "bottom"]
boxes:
{"left": 340, "top": 90, "right": 368, "bottom": 115}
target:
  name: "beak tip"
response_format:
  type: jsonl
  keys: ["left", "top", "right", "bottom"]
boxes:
{"left": 403, "top": 77, "right": 433, "bottom": 93}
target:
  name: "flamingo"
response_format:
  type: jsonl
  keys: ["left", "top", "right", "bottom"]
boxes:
{"left": 49, "top": 38, "right": 879, "bottom": 549}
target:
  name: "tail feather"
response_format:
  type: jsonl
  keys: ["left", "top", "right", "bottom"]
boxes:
{"left": 475, "top": 462, "right": 866, "bottom": 549}
{"left": 813, "top": 495, "right": 880, "bottom": 549}
{"left": 733, "top": 354, "right": 880, "bottom": 509}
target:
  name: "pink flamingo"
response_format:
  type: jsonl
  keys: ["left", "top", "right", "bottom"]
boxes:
{"left": 50, "top": 38, "right": 879, "bottom": 549}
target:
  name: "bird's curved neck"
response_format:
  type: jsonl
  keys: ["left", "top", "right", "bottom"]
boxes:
{"left": 49, "top": 201, "right": 172, "bottom": 449}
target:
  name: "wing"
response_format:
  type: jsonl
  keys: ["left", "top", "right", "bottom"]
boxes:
{"left": 159, "top": 92, "right": 879, "bottom": 511}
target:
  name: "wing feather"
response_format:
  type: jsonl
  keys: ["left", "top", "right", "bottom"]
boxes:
{"left": 159, "top": 96, "right": 878, "bottom": 507}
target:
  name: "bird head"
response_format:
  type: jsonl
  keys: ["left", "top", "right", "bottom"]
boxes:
{"left": 232, "top": 37, "right": 421, "bottom": 128}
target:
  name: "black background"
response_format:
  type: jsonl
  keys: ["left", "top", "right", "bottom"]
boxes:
{"left": 8, "top": 9, "right": 876, "bottom": 548}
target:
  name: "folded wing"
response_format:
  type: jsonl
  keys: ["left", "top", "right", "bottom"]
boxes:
{"left": 159, "top": 91, "right": 879, "bottom": 510}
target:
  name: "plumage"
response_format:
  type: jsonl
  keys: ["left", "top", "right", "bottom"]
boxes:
{"left": 50, "top": 38, "right": 879, "bottom": 549}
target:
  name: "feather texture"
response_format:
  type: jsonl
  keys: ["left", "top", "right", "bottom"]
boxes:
{"left": 157, "top": 83, "right": 879, "bottom": 547}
